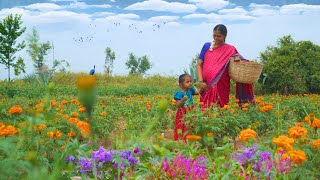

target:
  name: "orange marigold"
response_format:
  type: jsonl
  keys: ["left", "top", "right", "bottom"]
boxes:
{"left": 311, "top": 118, "right": 320, "bottom": 128}
{"left": 288, "top": 126, "right": 308, "bottom": 139}
{"left": 238, "top": 128, "right": 257, "bottom": 142}
{"left": 51, "top": 100, "right": 57, "bottom": 107}
{"left": 68, "top": 118, "right": 79, "bottom": 125}
{"left": 0, "top": 123, "right": 20, "bottom": 136}
{"left": 186, "top": 135, "right": 202, "bottom": 142}
{"left": 8, "top": 105, "right": 23, "bottom": 115}
{"left": 76, "top": 121, "right": 91, "bottom": 138}
{"left": 100, "top": 112, "right": 107, "bottom": 117}
{"left": 288, "top": 150, "right": 306, "bottom": 165}
{"left": 79, "top": 107, "right": 86, "bottom": 112}
{"left": 272, "top": 135, "right": 294, "bottom": 151}
{"left": 312, "top": 139, "right": 320, "bottom": 149}
{"left": 207, "top": 132, "right": 214, "bottom": 137}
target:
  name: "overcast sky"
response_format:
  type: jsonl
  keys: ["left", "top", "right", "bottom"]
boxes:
{"left": 0, "top": 0, "right": 319, "bottom": 80}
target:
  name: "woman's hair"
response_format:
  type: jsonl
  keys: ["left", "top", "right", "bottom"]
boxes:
{"left": 178, "top": 74, "right": 191, "bottom": 84}
{"left": 213, "top": 24, "right": 227, "bottom": 36}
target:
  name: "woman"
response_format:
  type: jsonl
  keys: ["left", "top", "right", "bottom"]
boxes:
{"left": 197, "top": 24, "right": 254, "bottom": 108}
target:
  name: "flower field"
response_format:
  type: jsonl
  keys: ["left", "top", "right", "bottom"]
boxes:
{"left": 0, "top": 74, "right": 319, "bottom": 179}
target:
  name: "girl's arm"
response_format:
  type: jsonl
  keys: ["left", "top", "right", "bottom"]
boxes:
{"left": 176, "top": 96, "right": 188, "bottom": 108}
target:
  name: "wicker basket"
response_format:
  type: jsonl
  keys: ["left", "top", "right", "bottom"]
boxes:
{"left": 228, "top": 59, "right": 263, "bottom": 84}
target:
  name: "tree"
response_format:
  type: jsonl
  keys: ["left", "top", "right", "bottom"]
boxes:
{"left": 26, "top": 27, "right": 52, "bottom": 74}
{"left": 0, "top": 14, "right": 26, "bottom": 81}
{"left": 104, "top": 47, "right": 116, "bottom": 75}
{"left": 125, "top": 53, "right": 152, "bottom": 76}
{"left": 260, "top": 35, "right": 320, "bottom": 94}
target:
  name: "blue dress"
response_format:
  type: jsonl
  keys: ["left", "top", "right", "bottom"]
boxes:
{"left": 174, "top": 87, "right": 196, "bottom": 107}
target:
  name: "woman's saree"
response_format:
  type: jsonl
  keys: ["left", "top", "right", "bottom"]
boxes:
{"left": 200, "top": 44, "right": 255, "bottom": 108}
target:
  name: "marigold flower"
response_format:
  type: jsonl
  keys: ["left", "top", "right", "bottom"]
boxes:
{"left": 288, "top": 126, "right": 308, "bottom": 139}
{"left": 99, "top": 112, "right": 107, "bottom": 117}
{"left": 311, "top": 118, "right": 320, "bottom": 128}
{"left": 312, "top": 139, "right": 320, "bottom": 149}
{"left": 68, "top": 118, "right": 79, "bottom": 125}
{"left": 71, "top": 112, "right": 79, "bottom": 117}
{"left": 273, "top": 135, "right": 294, "bottom": 151}
{"left": 51, "top": 100, "right": 57, "bottom": 107}
{"left": 238, "top": 128, "right": 257, "bottom": 142}
{"left": 76, "top": 121, "right": 91, "bottom": 138}
{"left": 207, "top": 132, "right": 214, "bottom": 137}
{"left": 186, "top": 135, "right": 202, "bottom": 142}
{"left": 76, "top": 75, "right": 97, "bottom": 90}
{"left": 47, "top": 130, "right": 62, "bottom": 140}
{"left": 8, "top": 105, "right": 23, "bottom": 115}
{"left": 0, "top": 123, "right": 20, "bottom": 136}
{"left": 288, "top": 150, "right": 306, "bottom": 165}
{"left": 79, "top": 107, "right": 86, "bottom": 113}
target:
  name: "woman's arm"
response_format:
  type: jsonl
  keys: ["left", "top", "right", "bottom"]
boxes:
{"left": 196, "top": 60, "right": 207, "bottom": 93}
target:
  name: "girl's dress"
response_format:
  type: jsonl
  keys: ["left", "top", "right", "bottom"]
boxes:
{"left": 173, "top": 86, "right": 196, "bottom": 141}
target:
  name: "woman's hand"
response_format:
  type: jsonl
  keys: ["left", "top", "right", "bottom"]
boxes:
{"left": 199, "top": 82, "right": 207, "bottom": 93}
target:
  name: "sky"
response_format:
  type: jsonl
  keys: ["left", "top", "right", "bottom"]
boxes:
{"left": 0, "top": 0, "right": 320, "bottom": 80}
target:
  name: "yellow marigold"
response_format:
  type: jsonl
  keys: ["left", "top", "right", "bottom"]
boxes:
{"left": 76, "top": 121, "right": 91, "bottom": 138}
{"left": 207, "top": 132, "right": 214, "bottom": 137}
{"left": 186, "top": 135, "right": 202, "bottom": 142}
{"left": 238, "top": 128, "right": 257, "bottom": 142}
{"left": 311, "top": 118, "right": 320, "bottom": 128}
{"left": 8, "top": 105, "right": 23, "bottom": 115}
{"left": 33, "top": 124, "right": 47, "bottom": 132}
{"left": 273, "top": 135, "right": 295, "bottom": 151}
{"left": 0, "top": 124, "right": 20, "bottom": 136}
{"left": 312, "top": 139, "right": 320, "bottom": 149}
{"left": 288, "top": 126, "right": 308, "bottom": 139}
{"left": 62, "top": 114, "right": 69, "bottom": 119}
{"left": 288, "top": 150, "right": 306, "bottom": 165}
{"left": 79, "top": 107, "right": 86, "bottom": 112}
{"left": 47, "top": 130, "right": 62, "bottom": 140}
{"left": 76, "top": 75, "right": 97, "bottom": 90}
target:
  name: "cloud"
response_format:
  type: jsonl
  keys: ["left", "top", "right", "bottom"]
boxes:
{"left": 218, "top": 7, "right": 248, "bottom": 15}
{"left": 248, "top": 3, "right": 279, "bottom": 16}
{"left": 280, "top": 4, "right": 320, "bottom": 15}
{"left": 125, "top": 0, "right": 197, "bottom": 13}
{"left": 66, "top": 2, "right": 112, "bottom": 9}
{"left": 189, "top": 0, "right": 229, "bottom": 11}
{"left": 183, "top": 7, "right": 255, "bottom": 22}
{"left": 148, "top": 16, "right": 180, "bottom": 22}
{"left": 24, "top": 3, "right": 62, "bottom": 12}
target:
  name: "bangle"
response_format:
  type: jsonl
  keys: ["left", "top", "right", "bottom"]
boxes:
{"left": 198, "top": 80, "right": 204, "bottom": 82}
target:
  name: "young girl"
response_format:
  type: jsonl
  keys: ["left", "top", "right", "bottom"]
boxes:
{"left": 173, "top": 74, "right": 199, "bottom": 141}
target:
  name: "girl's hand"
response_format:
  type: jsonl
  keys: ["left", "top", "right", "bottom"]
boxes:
{"left": 182, "top": 96, "right": 188, "bottom": 101}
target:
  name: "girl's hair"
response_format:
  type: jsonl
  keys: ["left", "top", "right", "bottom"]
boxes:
{"left": 178, "top": 74, "right": 191, "bottom": 84}
{"left": 213, "top": 24, "right": 227, "bottom": 36}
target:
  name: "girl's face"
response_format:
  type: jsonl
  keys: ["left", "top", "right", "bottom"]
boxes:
{"left": 213, "top": 30, "right": 226, "bottom": 46}
{"left": 180, "top": 76, "right": 193, "bottom": 90}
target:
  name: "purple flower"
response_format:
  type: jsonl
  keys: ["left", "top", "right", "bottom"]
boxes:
{"left": 133, "top": 147, "right": 141, "bottom": 155}
{"left": 87, "top": 141, "right": 92, "bottom": 146}
{"left": 66, "top": 156, "right": 75, "bottom": 162}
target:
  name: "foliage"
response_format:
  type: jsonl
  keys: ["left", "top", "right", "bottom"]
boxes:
{"left": 0, "top": 14, "right": 26, "bottom": 81}
{"left": 104, "top": 47, "right": 116, "bottom": 75}
{"left": 26, "top": 27, "right": 52, "bottom": 74}
{"left": 125, "top": 52, "right": 152, "bottom": 76}
{"left": 260, "top": 35, "right": 320, "bottom": 94}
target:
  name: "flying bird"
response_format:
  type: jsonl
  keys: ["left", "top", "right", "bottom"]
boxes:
{"left": 89, "top": 65, "right": 95, "bottom": 75}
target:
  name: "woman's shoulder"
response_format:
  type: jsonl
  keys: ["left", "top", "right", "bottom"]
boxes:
{"left": 224, "top": 43, "right": 236, "bottom": 49}
{"left": 202, "top": 42, "right": 211, "bottom": 47}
